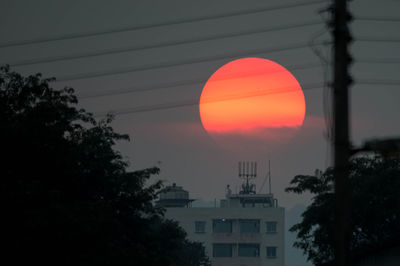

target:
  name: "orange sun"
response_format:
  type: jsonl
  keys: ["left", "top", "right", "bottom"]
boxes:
{"left": 199, "top": 57, "right": 305, "bottom": 136}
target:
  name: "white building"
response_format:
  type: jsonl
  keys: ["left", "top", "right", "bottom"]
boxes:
{"left": 157, "top": 182, "right": 285, "bottom": 266}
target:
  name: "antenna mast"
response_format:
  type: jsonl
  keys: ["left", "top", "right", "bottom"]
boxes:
{"left": 238, "top": 161, "right": 257, "bottom": 194}
{"left": 268, "top": 160, "right": 272, "bottom": 194}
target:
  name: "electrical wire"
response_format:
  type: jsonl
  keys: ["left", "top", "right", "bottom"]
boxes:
{"left": 356, "top": 37, "right": 400, "bottom": 43}
{"left": 0, "top": 0, "right": 327, "bottom": 49}
{"left": 54, "top": 41, "right": 326, "bottom": 82}
{"left": 93, "top": 82, "right": 324, "bottom": 117}
{"left": 355, "top": 16, "right": 400, "bottom": 22}
{"left": 357, "top": 58, "right": 400, "bottom": 64}
{"left": 91, "top": 78, "right": 400, "bottom": 118}
{"left": 308, "top": 2, "right": 333, "bottom": 167}
{"left": 5, "top": 20, "right": 322, "bottom": 67}
{"left": 78, "top": 61, "right": 323, "bottom": 99}
{"left": 356, "top": 79, "right": 400, "bottom": 86}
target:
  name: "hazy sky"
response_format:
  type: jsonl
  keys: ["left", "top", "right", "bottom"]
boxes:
{"left": 1, "top": 1, "right": 399, "bottom": 265}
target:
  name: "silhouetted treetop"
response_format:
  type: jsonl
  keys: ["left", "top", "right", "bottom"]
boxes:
{"left": 1, "top": 65, "right": 209, "bottom": 266}
{"left": 286, "top": 156, "right": 400, "bottom": 266}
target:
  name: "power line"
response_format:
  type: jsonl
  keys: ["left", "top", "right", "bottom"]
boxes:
{"left": 79, "top": 77, "right": 205, "bottom": 99}
{"left": 355, "top": 16, "right": 400, "bottom": 22}
{"left": 357, "top": 79, "right": 400, "bottom": 86}
{"left": 357, "top": 58, "right": 400, "bottom": 64}
{"left": 356, "top": 37, "right": 400, "bottom": 43}
{"left": 55, "top": 41, "right": 326, "bottom": 82}
{"left": 93, "top": 82, "right": 323, "bottom": 117}
{"left": 91, "top": 79, "right": 400, "bottom": 117}
{"left": 5, "top": 20, "right": 322, "bottom": 67}
{"left": 0, "top": 0, "right": 327, "bottom": 49}
{"left": 79, "top": 61, "right": 323, "bottom": 99}
{"left": 38, "top": 52, "right": 400, "bottom": 85}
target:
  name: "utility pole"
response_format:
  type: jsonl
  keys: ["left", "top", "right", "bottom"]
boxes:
{"left": 332, "top": 0, "right": 352, "bottom": 265}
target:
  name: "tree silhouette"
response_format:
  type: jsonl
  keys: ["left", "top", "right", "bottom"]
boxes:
{"left": 286, "top": 156, "right": 400, "bottom": 265}
{"left": 0, "top": 65, "right": 209, "bottom": 266}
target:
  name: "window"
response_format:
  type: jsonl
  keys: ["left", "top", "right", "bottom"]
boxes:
{"left": 266, "top": 246, "right": 277, "bottom": 258}
{"left": 238, "top": 244, "right": 260, "bottom": 257}
{"left": 239, "top": 219, "right": 260, "bottom": 233}
{"left": 266, "top": 221, "right": 277, "bottom": 233}
{"left": 213, "top": 244, "right": 233, "bottom": 257}
{"left": 213, "top": 219, "right": 232, "bottom": 233}
{"left": 195, "top": 221, "right": 206, "bottom": 233}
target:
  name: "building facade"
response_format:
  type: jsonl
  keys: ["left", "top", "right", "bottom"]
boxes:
{"left": 157, "top": 183, "right": 284, "bottom": 266}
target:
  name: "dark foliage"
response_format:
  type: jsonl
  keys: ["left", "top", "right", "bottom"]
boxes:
{"left": 0, "top": 65, "right": 209, "bottom": 266}
{"left": 285, "top": 156, "right": 400, "bottom": 265}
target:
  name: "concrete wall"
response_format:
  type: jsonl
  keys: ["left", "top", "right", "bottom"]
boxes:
{"left": 165, "top": 207, "right": 284, "bottom": 266}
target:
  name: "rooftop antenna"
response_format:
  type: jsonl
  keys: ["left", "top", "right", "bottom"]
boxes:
{"left": 259, "top": 159, "right": 272, "bottom": 194}
{"left": 268, "top": 160, "right": 272, "bottom": 194}
{"left": 238, "top": 161, "right": 257, "bottom": 194}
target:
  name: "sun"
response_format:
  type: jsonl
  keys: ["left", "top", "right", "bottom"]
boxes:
{"left": 199, "top": 57, "right": 305, "bottom": 136}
